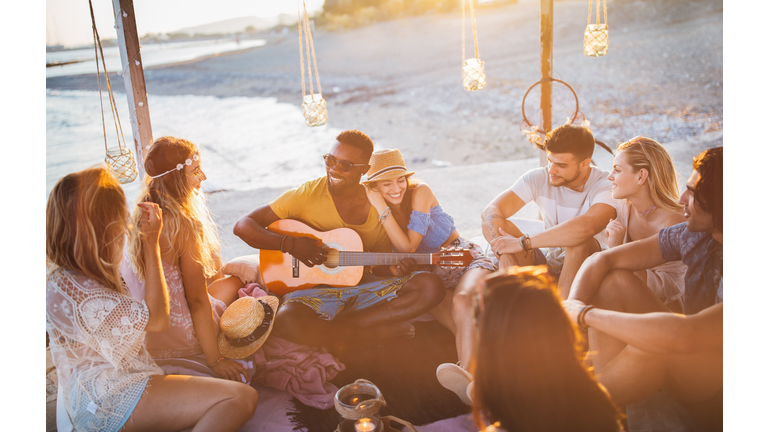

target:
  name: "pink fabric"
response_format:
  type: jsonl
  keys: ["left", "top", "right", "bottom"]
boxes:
{"left": 239, "top": 283, "right": 346, "bottom": 410}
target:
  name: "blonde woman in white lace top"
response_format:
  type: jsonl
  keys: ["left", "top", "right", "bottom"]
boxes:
{"left": 46, "top": 167, "right": 257, "bottom": 432}
{"left": 604, "top": 137, "right": 688, "bottom": 310}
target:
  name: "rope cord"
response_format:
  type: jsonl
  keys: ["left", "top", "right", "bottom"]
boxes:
{"left": 461, "top": 0, "right": 481, "bottom": 61}
{"left": 89, "top": 0, "right": 127, "bottom": 153}
{"left": 298, "top": 0, "right": 322, "bottom": 100}
{"left": 587, "top": 0, "right": 608, "bottom": 26}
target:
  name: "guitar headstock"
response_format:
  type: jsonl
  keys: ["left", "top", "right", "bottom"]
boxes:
{"left": 432, "top": 247, "right": 474, "bottom": 267}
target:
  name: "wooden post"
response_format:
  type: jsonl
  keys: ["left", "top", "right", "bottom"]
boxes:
{"left": 539, "top": 0, "right": 553, "bottom": 167}
{"left": 112, "top": 0, "right": 152, "bottom": 180}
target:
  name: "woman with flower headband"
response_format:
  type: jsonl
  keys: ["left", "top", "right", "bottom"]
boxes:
{"left": 604, "top": 136, "right": 687, "bottom": 311}
{"left": 470, "top": 266, "right": 624, "bottom": 432}
{"left": 361, "top": 148, "right": 497, "bottom": 405}
{"left": 123, "top": 136, "right": 250, "bottom": 382}
{"left": 47, "top": 167, "right": 257, "bottom": 432}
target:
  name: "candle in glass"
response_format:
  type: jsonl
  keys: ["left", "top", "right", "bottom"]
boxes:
{"left": 354, "top": 418, "right": 376, "bottom": 432}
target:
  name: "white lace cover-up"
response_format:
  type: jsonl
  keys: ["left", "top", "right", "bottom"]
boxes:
{"left": 46, "top": 267, "right": 162, "bottom": 432}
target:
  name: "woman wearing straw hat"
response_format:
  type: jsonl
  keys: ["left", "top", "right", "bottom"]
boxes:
{"left": 46, "top": 167, "right": 257, "bottom": 432}
{"left": 362, "top": 148, "right": 497, "bottom": 405}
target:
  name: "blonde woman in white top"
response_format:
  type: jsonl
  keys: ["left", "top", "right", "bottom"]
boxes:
{"left": 46, "top": 167, "right": 257, "bottom": 432}
{"left": 605, "top": 137, "right": 687, "bottom": 311}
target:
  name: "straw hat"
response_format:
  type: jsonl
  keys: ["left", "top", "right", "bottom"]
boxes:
{"left": 217, "top": 295, "right": 280, "bottom": 359}
{"left": 362, "top": 149, "right": 415, "bottom": 184}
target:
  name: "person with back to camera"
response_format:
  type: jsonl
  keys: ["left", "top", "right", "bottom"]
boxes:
{"left": 46, "top": 167, "right": 257, "bottom": 432}
{"left": 563, "top": 147, "right": 723, "bottom": 431}
{"left": 603, "top": 136, "right": 688, "bottom": 311}
{"left": 470, "top": 266, "right": 624, "bottom": 432}
{"left": 481, "top": 123, "right": 618, "bottom": 300}
{"left": 360, "top": 148, "right": 497, "bottom": 405}
{"left": 122, "top": 136, "right": 250, "bottom": 382}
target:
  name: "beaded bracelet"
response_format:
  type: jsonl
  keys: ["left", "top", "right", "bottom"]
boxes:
{"left": 378, "top": 207, "right": 392, "bottom": 225}
{"left": 209, "top": 357, "right": 225, "bottom": 368}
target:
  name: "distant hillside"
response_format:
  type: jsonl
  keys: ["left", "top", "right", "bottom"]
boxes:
{"left": 173, "top": 14, "right": 296, "bottom": 35}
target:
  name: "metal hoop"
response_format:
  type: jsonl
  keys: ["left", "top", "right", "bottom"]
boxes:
{"left": 519, "top": 77, "right": 581, "bottom": 136}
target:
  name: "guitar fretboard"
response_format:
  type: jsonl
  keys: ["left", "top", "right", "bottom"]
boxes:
{"left": 328, "top": 251, "right": 432, "bottom": 266}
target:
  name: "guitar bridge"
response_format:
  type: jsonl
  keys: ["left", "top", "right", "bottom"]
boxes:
{"left": 292, "top": 256, "right": 299, "bottom": 278}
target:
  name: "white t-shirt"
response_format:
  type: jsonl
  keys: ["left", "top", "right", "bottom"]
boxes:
{"left": 509, "top": 166, "right": 617, "bottom": 270}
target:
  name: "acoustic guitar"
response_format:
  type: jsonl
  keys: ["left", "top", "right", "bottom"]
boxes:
{"left": 259, "top": 219, "right": 473, "bottom": 296}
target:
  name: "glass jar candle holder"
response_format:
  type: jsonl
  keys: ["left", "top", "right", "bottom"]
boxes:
{"left": 462, "top": 58, "right": 486, "bottom": 91}
{"left": 302, "top": 94, "right": 328, "bottom": 127}
{"left": 584, "top": 24, "right": 609, "bottom": 57}
{"left": 105, "top": 146, "right": 139, "bottom": 184}
{"left": 335, "top": 379, "right": 385, "bottom": 432}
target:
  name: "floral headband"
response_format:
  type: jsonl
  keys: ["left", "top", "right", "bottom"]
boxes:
{"left": 150, "top": 154, "right": 199, "bottom": 179}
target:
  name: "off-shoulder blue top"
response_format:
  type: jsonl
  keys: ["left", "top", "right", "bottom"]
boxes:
{"left": 406, "top": 205, "right": 457, "bottom": 254}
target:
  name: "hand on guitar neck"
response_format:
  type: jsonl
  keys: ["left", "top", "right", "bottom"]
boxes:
{"left": 287, "top": 236, "right": 328, "bottom": 268}
{"left": 373, "top": 257, "right": 418, "bottom": 278}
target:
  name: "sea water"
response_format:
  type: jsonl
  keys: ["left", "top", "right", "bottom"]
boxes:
{"left": 46, "top": 89, "right": 342, "bottom": 203}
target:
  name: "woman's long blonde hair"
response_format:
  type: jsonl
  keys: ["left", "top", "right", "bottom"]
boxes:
{"left": 46, "top": 167, "right": 129, "bottom": 293}
{"left": 617, "top": 137, "right": 683, "bottom": 213}
{"left": 470, "top": 266, "right": 622, "bottom": 432}
{"left": 127, "top": 136, "right": 221, "bottom": 280}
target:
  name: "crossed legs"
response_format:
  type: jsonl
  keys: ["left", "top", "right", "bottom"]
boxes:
{"left": 274, "top": 272, "right": 445, "bottom": 347}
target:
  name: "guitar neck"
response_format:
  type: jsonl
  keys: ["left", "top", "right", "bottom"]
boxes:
{"left": 335, "top": 252, "right": 432, "bottom": 266}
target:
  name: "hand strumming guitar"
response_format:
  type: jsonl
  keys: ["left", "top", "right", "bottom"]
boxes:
{"left": 287, "top": 236, "right": 327, "bottom": 267}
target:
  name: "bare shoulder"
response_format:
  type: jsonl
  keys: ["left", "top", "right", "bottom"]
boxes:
{"left": 412, "top": 183, "right": 438, "bottom": 205}
{"left": 662, "top": 208, "right": 687, "bottom": 228}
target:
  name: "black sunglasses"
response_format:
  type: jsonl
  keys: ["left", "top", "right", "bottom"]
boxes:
{"left": 323, "top": 154, "right": 368, "bottom": 173}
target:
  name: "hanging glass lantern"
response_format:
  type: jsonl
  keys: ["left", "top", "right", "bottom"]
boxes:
{"left": 584, "top": 0, "right": 609, "bottom": 57}
{"left": 461, "top": 0, "right": 485, "bottom": 92}
{"left": 462, "top": 58, "right": 486, "bottom": 91}
{"left": 105, "top": 146, "right": 139, "bottom": 184}
{"left": 302, "top": 94, "right": 328, "bottom": 127}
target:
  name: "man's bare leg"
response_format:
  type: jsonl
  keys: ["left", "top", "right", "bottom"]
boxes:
{"left": 274, "top": 272, "right": 445, "bottom": 347}
{"left": 430, "top": 288, "right": 457, "bottom": 334}
{"left": 598, "top": 345, "right": 723, "bottom": 407}
{"left": 557, "top": 238, "right": 601, "bottom": 299}
{"left": 451, "top": 267, "right": 492, "bottom": 366}
{"left": 587, "top": 269, "right": 669, "bottom": 372}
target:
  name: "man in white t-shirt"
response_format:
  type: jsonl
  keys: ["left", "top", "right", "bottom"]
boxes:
{"left": 482, "top": 124, "right": 618, "bottom": 298}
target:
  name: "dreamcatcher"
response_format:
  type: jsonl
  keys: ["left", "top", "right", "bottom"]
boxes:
{"left": 298, "top": 0, "right": 328, "bottom": 127}
{"left": 461, "top": 0, "right": 485, "bottom": 91}
{"left": 89, "top": 0, "right": 138, "bottom": 183}
{"left": 584, "top": 0, "right": 609, "bottom": 57}
{"left": 519, "top": 78, "right": 612, "bottom": 155}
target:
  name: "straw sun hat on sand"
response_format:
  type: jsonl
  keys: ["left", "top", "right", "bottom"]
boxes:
{"left": 217, "top": 295, "right": 280, "bottom": 359}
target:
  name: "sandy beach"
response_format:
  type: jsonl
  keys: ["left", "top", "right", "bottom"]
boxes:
{"left": 45, "top": 0, "right": 723, "bottom": 429}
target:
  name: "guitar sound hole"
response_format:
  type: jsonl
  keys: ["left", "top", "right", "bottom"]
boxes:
{"left": 322, "top": 248, "right": 340, "bottom": 269}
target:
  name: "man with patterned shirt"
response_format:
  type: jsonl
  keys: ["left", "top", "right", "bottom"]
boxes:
{"left": 563, "top": 147, "right": 723, "bottom": 431}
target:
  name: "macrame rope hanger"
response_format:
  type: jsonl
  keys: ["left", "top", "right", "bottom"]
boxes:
{"left": 584, "top": 0, "right": 609, "bottom": 57}
{"left": 88, "top": 0, "right": 138, "bottom": 183}
{"left": 298, "top": 0, "right": 328, "bottom": 127}
{"left": 461, "top": 0, "right": 485, "bottom": 91}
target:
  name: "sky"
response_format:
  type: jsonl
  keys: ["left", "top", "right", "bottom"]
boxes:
{"left": 46, "top": 0, "right": 325, "bottom": 47}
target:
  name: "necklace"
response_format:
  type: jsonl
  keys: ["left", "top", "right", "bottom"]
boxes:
{"left": 637, "top": 204, "right": 657, "bottom": 217}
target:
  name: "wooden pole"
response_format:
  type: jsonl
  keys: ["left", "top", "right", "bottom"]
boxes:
{"left": 112, "top": 0, "right": 152, "bottom": 180}
{"left": 539, "top": 0, "right": 553, "bottom": 167}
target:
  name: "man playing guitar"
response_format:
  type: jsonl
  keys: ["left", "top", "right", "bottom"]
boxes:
{"left": 234, "top": 130, "right": 446, "bottom": 348}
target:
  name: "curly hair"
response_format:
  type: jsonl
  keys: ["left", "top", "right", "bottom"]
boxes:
{"left": 470, "top": 266, "right": 622, "bottom": 432}
{"left": 692, "top": 147, "right": 723, "bottom": 232}
{"left": 336, "top": 130, "right": 375, "bottom": 161}
{"left": 127, "top": 136, "right": 221, "bottom": 280}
